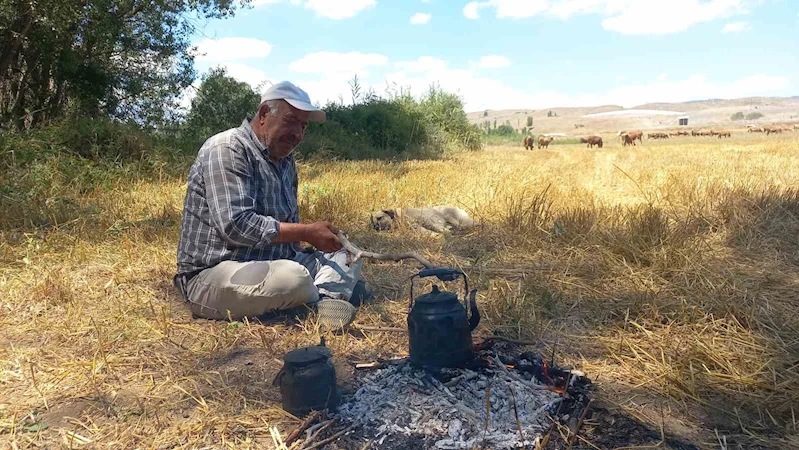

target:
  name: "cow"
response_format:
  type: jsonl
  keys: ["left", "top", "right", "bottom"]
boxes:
{"left": 648, "top": 132, "right": 669, "bottom": 139}
{"left": 691, "top": 130, "right": 698, "bottom": 136}
{"left": 621, "top": 133, "right": 635, "bottom": 146}
{"left": 672, "top": 131, "right": 689, "bottom": 136}
{"left": 765, "top": 127, "right": 783, "bottom": 135}
{"left": 586, "top": 135, "right": 603, "bottom": 148}
{"left": 523, "top": 135, "right": 535, "bottom": 150}
{"left": 748, "top": 127, "right": 764, "bottom": 133}
{"left": 538, "top": 136, "right": 554, "bottom": 149}
{"left": 718, "top": 131, "right": 731, "bottom": 138}
{"left": 628, "top": 131, "right": 643, "bottom": 144}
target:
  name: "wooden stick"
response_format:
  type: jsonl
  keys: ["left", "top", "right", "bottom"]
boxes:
{"left": 357, "top": 326, "right": 405, "bottom": 332}
{"left": 304, "top": 418, "right": 338, "bottom": 447}
{"left": 567, "top": 398, "right": 593, "bottom": 449}
{"left": 336, "top": 231, "right": 435, "bottom": 269}
{"left": 285, "top": 411, "right": 320, "bottom": 446}
{"left": 478, "top": 335, "right": 540, "bottom": 346}
{"left": 303, "top": 425, "right": 356, "bottom": 450}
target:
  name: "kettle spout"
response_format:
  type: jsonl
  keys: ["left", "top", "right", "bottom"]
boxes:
{"left": 468, "top": 289, "right": 480, "bottom": 331}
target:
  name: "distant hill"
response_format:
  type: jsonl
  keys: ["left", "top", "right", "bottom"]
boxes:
{"left": 468, "top": 96, "right": 799, "bottom": 135}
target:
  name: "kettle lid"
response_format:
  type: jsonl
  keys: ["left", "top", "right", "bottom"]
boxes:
{"left": 415, "top": 284, "right": 459, "bottom": 304}
{"left": 284, "top": 346, "right": 331, "bottom": 366}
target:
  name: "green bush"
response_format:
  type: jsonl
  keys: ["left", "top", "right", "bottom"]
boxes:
{"left": 731, "top": 112, "right": 745, "bottom": 121}
{"left": 297, "top": 83, "right": 482, "bottom": 160}
{"left": 746, "top": 112, "right": 764, "bottom": 120}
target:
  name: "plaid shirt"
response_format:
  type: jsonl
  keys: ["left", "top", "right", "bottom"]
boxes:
{"left": 176, "top": 119, "right": 299, "bottom": 276}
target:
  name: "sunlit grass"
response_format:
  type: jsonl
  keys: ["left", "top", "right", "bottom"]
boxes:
{"left": 1, "top": 132, "right": 799, "bottom": 448}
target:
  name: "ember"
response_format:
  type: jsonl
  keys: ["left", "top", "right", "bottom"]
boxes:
{"left": 339, "top": 345, "right": 591, "bottom": 449}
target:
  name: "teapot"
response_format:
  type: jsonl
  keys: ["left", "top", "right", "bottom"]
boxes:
{"left": 408, "top": 268, "right": 480, "bottom": 368}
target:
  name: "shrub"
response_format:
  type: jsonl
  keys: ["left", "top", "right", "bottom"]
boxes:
{"left": 730, "top": 112, "right": 744, "bottom": 121}
{"left": 746, "top": 112, "right": 764, "bottom": 120}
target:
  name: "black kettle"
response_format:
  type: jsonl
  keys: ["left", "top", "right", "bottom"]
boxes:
{"left": 408, "top": 268, "right": 480, "bottom": 369}
{"left": 272, "top": 341, "right": 338, "bottom": 417}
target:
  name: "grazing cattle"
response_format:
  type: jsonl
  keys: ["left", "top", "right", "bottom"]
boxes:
{"left": 586, "top": 135, "right": 603, "bottom": 148}
{"left": 748, "top": 127, "right": 764, "bottom": 133}
{"left": 691, "top": 130, "right": 699, "bottom": 136}
{"left": 673, "top": 131, "right": 690, "bottom": 136}
{"left": 538, "top": 136, "right": 554, "bottom": 149}
{"left": 621, "top": 133, "right": 635, "bottom": 146}
{"left": 523, "top": 135, "right": 535, "bottom": 150}
{"left": 648, "top": 132, "right": 669, "bottom": 139}
{"left": 714, "top": 130, "right": 731, "bottom": 138}
{"left": 765, "top": 127, "right": 783, "bottom": 135}
{"left": 628, "top": 131, "right": 643, "bottom": 144}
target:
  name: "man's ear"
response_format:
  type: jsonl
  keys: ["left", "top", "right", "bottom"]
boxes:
{"left": 383, "top": 209, "right": 396, "bottom": 220}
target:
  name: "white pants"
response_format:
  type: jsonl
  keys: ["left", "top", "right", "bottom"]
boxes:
{"left": 185, "top": 249, "right": 363, "bottom": 320}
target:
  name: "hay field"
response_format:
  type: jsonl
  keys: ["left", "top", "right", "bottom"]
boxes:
{"left": 2, "top": 132, "right": 799, "bottom": 449}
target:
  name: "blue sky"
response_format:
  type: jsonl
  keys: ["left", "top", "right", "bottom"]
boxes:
{"left": 189, "top": 0, "right": 798, "bottom": 112}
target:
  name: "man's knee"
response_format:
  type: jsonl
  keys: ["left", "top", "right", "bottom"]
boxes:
{"left": 260, "top": 260, "right": 318, "bottom": 306}
{"left": 188, "top": 260, "right": 318, "bottom": 320}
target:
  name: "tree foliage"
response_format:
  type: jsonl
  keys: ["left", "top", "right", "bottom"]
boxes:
{"left": 183, "top": 67, "right": 260, "bottom": 146}
{"left": 0, "top": 0, "right": 247, "bottom": 130}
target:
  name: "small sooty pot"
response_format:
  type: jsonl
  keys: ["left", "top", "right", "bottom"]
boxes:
{"left": 273, "top": 345, "right": 338, "bottom": 417}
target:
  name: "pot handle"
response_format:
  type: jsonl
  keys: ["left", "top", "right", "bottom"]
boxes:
{"left": 409, "top": 268, "right": 469, "bottom": 311}
{"left": 468, "top": 289, "right": 480, "bottom": 331}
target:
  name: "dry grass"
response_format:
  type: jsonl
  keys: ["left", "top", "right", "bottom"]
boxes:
{"left": 2, "top": 132, "right": 799, "bottom": 449}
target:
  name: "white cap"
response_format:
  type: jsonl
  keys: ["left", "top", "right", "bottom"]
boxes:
{"left": 260, "top": 81, "right": 326, "bottom": 123}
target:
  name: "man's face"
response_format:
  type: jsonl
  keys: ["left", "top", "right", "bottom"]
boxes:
{"left": 256, "top": 100, "right": 309, "bottom": 160}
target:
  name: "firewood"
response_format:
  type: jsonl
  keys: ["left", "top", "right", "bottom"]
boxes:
{"left": 336, "top": 231, "right": 435, "bottom": 269}
{"left": 302, "top": 425, "right": 355, "bottom": 450}
{"left": 285, "top": 411, "right": 320, "bottom": 446}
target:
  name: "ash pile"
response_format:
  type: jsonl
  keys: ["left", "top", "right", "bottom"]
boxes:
{"left": 338, "top": 348, "right": 590, "bottom": 450}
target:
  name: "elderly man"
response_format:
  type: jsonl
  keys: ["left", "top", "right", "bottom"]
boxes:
{"left": 173, "top": 81, "right": 368, "bottom": 329}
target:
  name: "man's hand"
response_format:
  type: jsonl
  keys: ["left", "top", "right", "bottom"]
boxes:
{"left": 304, "top": 221, "right": 342, "bottom": 253}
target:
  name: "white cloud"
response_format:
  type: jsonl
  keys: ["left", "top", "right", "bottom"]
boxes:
{"left": 463, "top": 2, "right": 481, "bottom": 19}
{"left": 221, "top": 63, "right": 270, "bottom": 88}
{"left": 302, "top": 0, "right": 376, "bottom": 19}
{"left": 289, "top": 52, "right": 388, "bottom": 77}
{"left": 194, "top": 38, "right": 273, "bottom": 62}
{"left": 463, "top": 0, "right": 752, "bottom": 35}
{"left": 657, "top": 73, "right": 668, "bottom": 81}
{"left": 476, "top": 55, "right": 511, "bottom": 69}
{"left": 722, "top": 21, "right": 750, "bottom": 33}
{"left": 252, "top": 0, "right": 375, "bottom": 19}
{"left": 410, "top": 12, "right": 432, "bottom": 24}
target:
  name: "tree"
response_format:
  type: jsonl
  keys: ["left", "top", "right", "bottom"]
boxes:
{"left": 746, "top": 112, "right": 764, "bottom": 120}
{"left": 527, "top": 116, "right": 533, "bottom": 127}
{"left": 730, "top": 112, "right": 744, "bottom": 121}
{"left": 184, "top": 67, "right": 260, "bottom": 144}
{"left": 0, "top": 0, "right": 245, "bottom": 130}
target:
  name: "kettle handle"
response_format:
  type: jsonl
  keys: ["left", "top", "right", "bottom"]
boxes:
{"left": 409, "top": 268, "right": 469, "bottom": 311}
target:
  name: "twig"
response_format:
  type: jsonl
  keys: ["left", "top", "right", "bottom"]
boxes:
{"left": 357, "top": 326, "right": 405, "bottom": 333}
{"left": 478, "top": 335, "right": 540, "bottom": 346}
{"left": 567, "top": 398, "right": 593, "bottom": 449}
{"left": 336, "top": 231, "right": 435, "bottom": 269}
{"left": 270, "top": 426, "right": 289, "bottom": 450}
{"left": 355, "top": 327, "right": 542, "bottom": 349}
{"left": 303, "top": 425, "right": 355, "bottom": 450}
{"left": 509, "top": 387, "right": 524, "bottom": 444}
{"left": 285, "top": 411, "right": 320, "bottom": 446}
{"left": 304, "top": 418, "right": 338, "bottom": 447}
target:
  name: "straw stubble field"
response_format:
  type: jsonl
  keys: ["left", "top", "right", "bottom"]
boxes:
{"left": 1, "top": 132, "right": 798, "bottom": 449}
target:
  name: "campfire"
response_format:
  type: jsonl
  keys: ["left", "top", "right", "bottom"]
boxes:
{"left": 337, "top": 340, "right": 591, "bottom": 449}
{"left": 273, "top": 267, "right": 591, "bottom": 449}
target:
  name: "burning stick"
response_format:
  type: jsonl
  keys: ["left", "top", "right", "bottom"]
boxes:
{"left": 336, "top": 231, "right": 435, "bottom": 269}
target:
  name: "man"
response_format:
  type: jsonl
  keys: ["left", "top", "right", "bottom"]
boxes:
{"left": 173, "top": 81, "right": 369, "bottom": 329}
